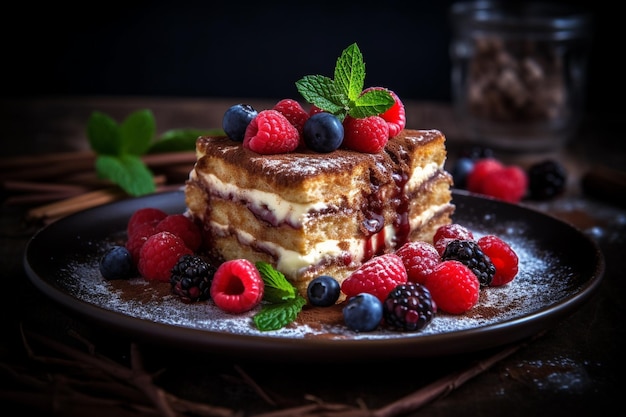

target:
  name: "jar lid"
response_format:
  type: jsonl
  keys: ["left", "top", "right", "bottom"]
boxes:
{"left": 450, "top": 1, "right": 592, "bottom": 40}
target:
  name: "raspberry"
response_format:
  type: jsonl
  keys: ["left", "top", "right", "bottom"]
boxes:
{"left": 395, "top": 241, "right": 440, "bottom": 284}
{"left": 433, "top": 223, "right": 475, "bottom": 256}
{"left": 210, "top": 259, "right": 264, "bottom": 314}
{"left": 126, "top": 222, "right": 157, "bottom": 264}
{"left": 383, "top": 283, "right": 435, "bottom": 331}
{"left": 466, "top": 158, "right": 504, "bottom": 194}
{"left": 170, "top": 254, "right": 216, "bottom": 303}
{"left": 341, "top": 115, "right": 389, "bottom": 153}
{"left": 362, "top": 87, "right": 406, "bottom": 137}
{"left": 481, "top": 165, "right": 528, "bottom": 203}
{"left": 308, "top": 105, "right": 325, "bottom": 116}
{"left": 243, "top": 109, "right": 300, "bottom": 154}
{"left": 477, "top": 235, "right": 519, "bottom": 286}
{"left": 127, "top": 207, "right": 167, "bottom": 237}
{"left": 155, "top": 214, "right": 202, "bottom": 252}
{"left": 442, "top": 239, "right": 496, "bottom": 287}
{"left": 341, "top": 253, "right": 407, "bottom": 303}
{"left": 273, "top": 99, "right": 309, "bottom": 135}
{"left": 424, "top": 260, "right": 480, "bottom": 314}
{"left": 137, "top": 231, "right": 193, "bottom": 282}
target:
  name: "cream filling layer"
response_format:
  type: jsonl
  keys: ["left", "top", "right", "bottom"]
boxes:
{"left": 193, "top": 161, "right": 441, "bottom": 227}
{"left": 209, "top": 202, "right": 450, "bottom": 278}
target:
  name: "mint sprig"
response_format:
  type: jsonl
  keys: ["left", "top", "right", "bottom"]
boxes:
{"left": 254, "top": 261, "right": 306, "bottom": 331}
{"left": 295, "top": 43, "right": 394, "bottom": 121}
{"left": 87, "top": 109, "right": 222, "bottom": 197}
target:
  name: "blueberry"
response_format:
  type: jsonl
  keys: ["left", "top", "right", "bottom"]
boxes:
{"left": 307, "top": 275, "right": 341, "bottom": 307}
{"left": 222, "top": 104, "right": 258, "bottom": 141}
{"left": 99, "top": 246, "right": 136, "bottom": 280}
{"left": 342, "top": 293, "right": 383, "bottom": 332}
{"left": 451, "top": 157, "right": 475, "bottom": 189}
{"left": 302, "top": 112, "right": 344, "bottom": 152}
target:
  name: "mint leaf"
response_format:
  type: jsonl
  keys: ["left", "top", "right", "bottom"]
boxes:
{"left": 256, "top": 261, "right": 297, "bottom": 303}
{"left": 253, "top": 296, "right": 306, "bottom": 331}
{"left": 87, "top": 111, "right": 121, "bottom": 156}
{"left": 334, "top": 42, "right": 365, "bottom": 101}
{"left": 119, "top": 109, "right": 156, "bottom": 156}
{"left": 295, "top": 43, "right": 393, "bottom": 120}
{"left": 95, "top": 154, "right": 156, "bottom": 196}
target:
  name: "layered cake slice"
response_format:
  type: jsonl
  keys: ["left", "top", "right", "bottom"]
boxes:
{"left": 184, "top": 128, "right": 454, "bottom": 297}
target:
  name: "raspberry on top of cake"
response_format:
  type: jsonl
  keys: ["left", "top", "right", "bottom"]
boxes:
{"left": 184, "top": 43, "right": 454, "bottom": 298}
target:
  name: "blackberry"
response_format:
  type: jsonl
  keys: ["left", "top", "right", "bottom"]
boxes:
{"left": 442, "top": 240, "right": 495, "bottom": 287}
{"left": 383, "top": 283, "right": 435, "bottom": 331}
{"left": 527, "top": 159, "right": 567, "bottom": 200}
{"left": 170, "top": 254, "right": 216, "bottom": 303}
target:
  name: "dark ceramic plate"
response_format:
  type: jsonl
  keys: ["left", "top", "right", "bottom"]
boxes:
{"left": 23, "top": 190, "right": 605, "bottom": 360}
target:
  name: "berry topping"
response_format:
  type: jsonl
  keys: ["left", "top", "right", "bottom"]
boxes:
{"left": 99, "top": 246, "right": 136, "bottom": 280}
{"left": 395, "top": 241, "right": 440, "bottom": 284}
{"left": 342, "top": 115, "right": 389, "bottom": 153}
{"left": 170, "top": 254, "right": 216, "bottom": 303}
{"left": 210, "top": 259, "right": 264, "bottom": 314}
{"left": 424, "top": 260, "right": 480, "bottom": 314}
{"left": 383, "top": 283, "right": 435, "bottom": 331}
{"left": 127, "top": 207, "right": 167, "bottom": 237}
{"left": 341, "top": 253, "right": 408, "bottom": 303}
{"left": 306, "top": 275, "right": 341, "bottom": 307}
{"left": 223, "top": 104, "right": 258, "bottom": 142}
{"left": 362, "top": 87, "right": 406, "bottom": 137}
{"left": 442, "top": 239, "right": 496, "bottom": 287}
{"left": 155, "top": 214, "right": 202, "bottom": 252}
{"left": 342, "top": 293, "right": 383, "bottom": 332}
{"left": 302, "top": 112, "right": 344, "bottom": 153}
{"left": 527, "top": 159, "right": 567, "bottom": 200}
{"left": 243, "top": 109, "right": 300, "bottom": 154}
{"left": 433, "top": 223, "right": 475, "bottom": 256}
{"left": 477, "top": 235, "right": 519, "bottom": 286}
{"left": 273, "top": 99, "right": 309, "bottom": 135}
{"left": 137, "top": 231, "right": 193, "bottom": 282}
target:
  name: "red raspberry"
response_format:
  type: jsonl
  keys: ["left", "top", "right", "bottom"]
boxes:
{"left": 127, "top": 207, "right": 167, "bottom": 236}
{"left": 155, "top": 214, "right": 202, "bottom": 252}
{"left": 308, "top": 105, "right": 325, "bottom": 116}
{"left": 126, "top": 222, "right": 157, "bottom": 264}
{"left": 243, "top": 109, "right": 300, "bottom": 154}
{"left": 477, "top": 235, "right": 519, "bottom": 286}
{"left": 466, "top": 158, "right": 504, "bottom": 194}
{"left": 424, "top": 260, "right": 480, "bottom": 314}
{"left": 362, "top": 87, "right": 406, "bottom": 137}
{"left": 481, "top": 166, "right": 528, "bottom": 203}
{"left": 433, "top": 223, "right": 475, "bottom": 256}
{"left": 342, "top": 115, "right": 389, "bottom": 153}
{"left": 395, "top": 241, "right": 440, "bottom": 284}
{"left": 273, "top": 99, "right": 309, "bottom": 135}
{"left": 137, "top": 231, "right": 193, "bottom": 282}
{"left": 210, "top": 259, "right": 264, "bottom": 314}
{"left": 341, "top": 253, "right": 407, "bottom": 303}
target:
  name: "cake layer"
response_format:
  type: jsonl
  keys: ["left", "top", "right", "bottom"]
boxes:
{"left": 185, "top": 129, "right": 454, "bottom": 296}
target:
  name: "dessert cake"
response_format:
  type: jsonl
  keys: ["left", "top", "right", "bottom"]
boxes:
{"left": 184, "top": 128, "right": 454, "bottom": 297}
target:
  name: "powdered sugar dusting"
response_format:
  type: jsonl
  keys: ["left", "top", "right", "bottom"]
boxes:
{"left": 55, "top": 218, "right": 586, "bottom": 341}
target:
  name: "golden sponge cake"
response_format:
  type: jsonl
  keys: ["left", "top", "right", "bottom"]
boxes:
{"left": 185, "top": 128, "right": 454, "bottom": 297}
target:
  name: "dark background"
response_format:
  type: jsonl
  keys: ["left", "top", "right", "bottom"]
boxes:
{"left": 4, "top": 0, "right": 616, "bottom": 118}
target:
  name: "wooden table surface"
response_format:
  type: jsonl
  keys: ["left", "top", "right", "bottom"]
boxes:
{"left": 1, "top": 97, "right": 624, "bottom": 417}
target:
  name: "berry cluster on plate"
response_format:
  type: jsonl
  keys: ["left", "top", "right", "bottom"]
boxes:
{"left": 100, "top": 206, "right": 519, "bottom": 333}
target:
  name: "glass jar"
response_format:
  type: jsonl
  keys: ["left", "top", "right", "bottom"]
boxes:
{"left": 449, "top": 1, "right": 592, "bottom": 152}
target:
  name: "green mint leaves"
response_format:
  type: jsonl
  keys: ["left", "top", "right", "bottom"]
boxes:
{"left": 87, "top": 109, "right": 222, "bottom": 197}
{"left": 253, "top": 262, "right": 306, "bottom": 331}
{"left": 295, "top": 43, "right": 394, "bottom": 121}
